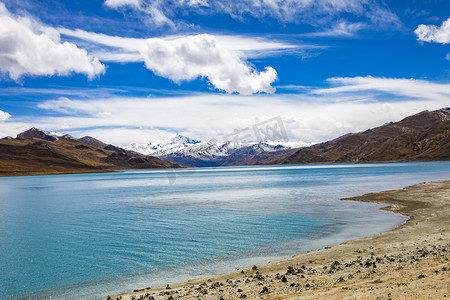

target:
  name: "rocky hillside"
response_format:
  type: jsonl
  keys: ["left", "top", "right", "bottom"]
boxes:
{"left": 0, "top": 128, "right": 187, "bottom": 177}
{"left": 273, "top": 108, "right": 450, "bottom": 165}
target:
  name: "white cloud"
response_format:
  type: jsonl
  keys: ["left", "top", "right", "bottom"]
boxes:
{"left": 186, "top": 0, "right": 209, "bottom": 7}
{"left": 415, "top": 17, "right": 450, "bottom": 44}
{"left": 0, "top": 3, "right": 105, "bottom": 81}
{"left": 104, "top": 0, "right": 177, "bottom": 30}
{"left": 140, "top": 34, "right": 277, "bottom": 94}
{"left": 26, "top": 76, "right": 450, "bottom": 145}
{"left": 104, "top": 0, "right": 141, "bottom": 8}
{"left": 0, "top": 86, "right": 126, "bottom": 98}
{"left": 145, "top": 5, "right": 176, "bottom": 28}
{"left": 0, "top": 109, "right": 10, "bottom": 121}
{"left": 59, "top": 28, "right": 303, "bottom": 60}
{"left": 3, "top": 75, "right": 446, "bottom": 145}
{"left": 33, "top": 95, "right": 447, "bottom": 146}
{"left": 0, "top": 110, "right": 32, "bottom": 139}
{"left": 313, "top": 76, "right": 450, "bottom": 101}
{"left": 69, "top": 127, "right": 174, "bottom": 146}
{"left": 446, "top": 52, "right": 450, "bottom": 61}
{"left": 60, "top": 29, "right": 287, "bottom": 94}
{"left": 205, "top": 35, "right": 304, "bottom": 57}
{"left": 102, "top": 0, "right": 401, "bottom": 31}
{"left": 0, "top": 122, "right": 32, "bottom": 139}
{"left": 301, "top": 21, "right": 366, "bottom": 38}
{"left": 368, "top": 6, "right": 401, "bottom": 28}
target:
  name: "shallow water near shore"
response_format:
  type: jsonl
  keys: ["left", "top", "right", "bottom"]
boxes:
{"left": 1, "top": 162, "right": 449, "bottom": 300}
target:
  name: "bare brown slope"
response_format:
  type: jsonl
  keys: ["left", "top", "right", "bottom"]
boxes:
{"left": 0, "top": 136, "right": 186, "bottom": 177}
{"left": 0, "top": 138, "right": 103, "bottom": 176}
{"left": 274, "top": 108, "right": 450, "bottom": 165}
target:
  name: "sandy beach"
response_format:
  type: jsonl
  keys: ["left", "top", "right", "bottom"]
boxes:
{"left": 106, "top": 180, "right": 450, "bottom": 300}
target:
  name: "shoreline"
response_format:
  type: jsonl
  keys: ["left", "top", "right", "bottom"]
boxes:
{"left": 1, "top": 160, "right": 448, "bottom": 178}
{"left": 106, "top": 180, "right": 450, "bottom": 300}
{"left": 0, "top": 169, "right": 111, "bottom": 178}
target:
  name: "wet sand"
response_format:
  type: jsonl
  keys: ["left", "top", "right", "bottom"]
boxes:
{"left": 106, "top": 180, "right": 450, "bottom": 300}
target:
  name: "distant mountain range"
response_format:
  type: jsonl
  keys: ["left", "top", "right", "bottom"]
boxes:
{"left": 126, "top": 135, "right": 297, "bottom": 167}
{"left": 0, "top": 128, "right": 186, "bottom": 177}
{"left": 1, "top": 108, "right": 449, "bottom": 176}
{"left": 274, "top": 108, "right": 450, "bottom": 165}
{"left": 127, "top": 108, "right": 450, "bottom": 166}
{"left": 126, "top": 108, "right": 450, "bottom": 166}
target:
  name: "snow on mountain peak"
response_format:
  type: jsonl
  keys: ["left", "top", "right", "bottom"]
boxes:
{"left": 125, "top": 134, "right": 303, "bottom": 165}
{"left": 169, "top": 134, "right": 201, "bottom": 145}
{"left": 126, "top": 134, "right": 203, "bottom": 156}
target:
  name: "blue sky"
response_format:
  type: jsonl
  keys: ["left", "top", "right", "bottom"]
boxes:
{"left": 0, "top": 0, "right": 449, "bottom": 145}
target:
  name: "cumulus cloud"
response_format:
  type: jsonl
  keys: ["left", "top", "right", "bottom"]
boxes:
{"left": 0, "top": 2, "right": 105, "bottom": 81}
{"left": 60, "top": 29, "right": 284, "bottom": 94}
{"left": 103, "top": 0, "right": 400, "bottom": 31}
{"left": 140, "top": 34, "right": 277, "bottom": 94}
{"left": 0, "top": 109, "right": 10, "bottom": 121}
{"left": 415, "top": 17, "right": 450, "bottom": 44}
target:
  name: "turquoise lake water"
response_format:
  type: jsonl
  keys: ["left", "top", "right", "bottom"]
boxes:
{"left": 0, "top": 162, "right": 449, "bottom": 299}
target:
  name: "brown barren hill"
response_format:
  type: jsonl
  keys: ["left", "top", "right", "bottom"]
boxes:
{"left": 0, "top": 129, "right": 187, "bottom": 177}
{"left": 274, "top": 108, "right": 450, "bottom": 165}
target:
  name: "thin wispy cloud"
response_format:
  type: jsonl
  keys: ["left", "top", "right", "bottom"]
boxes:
{"left": 300, "top": 21, "right": 366, "bottom": 38}
{"left": 59, "top": 28, "right": 306, "bottom": 60}
{"left": 104, "top": 0, "right": 140, "bottom": 9}
{"left": 0, "top": 3, "right": 104, "bottom": 81}
{"left": 312, "top": 76, "right": 450, "bottom": 102}
{"left": 103, "top": 0, "right": 401, "bottom": 31}
{"left": 0, "top": 86, "right": 126, "bottom": 97}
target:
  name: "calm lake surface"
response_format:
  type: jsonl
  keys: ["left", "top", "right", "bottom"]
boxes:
{"left": 1, "top": 162, "right": 449, "bottom": 299}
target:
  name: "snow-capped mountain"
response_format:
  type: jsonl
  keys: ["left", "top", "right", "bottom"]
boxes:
{"left": 127, "top": 134, "right": 202, "bottom": 156}
{"left": 126, "top": 134, "right": 298, "bottom": 167}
